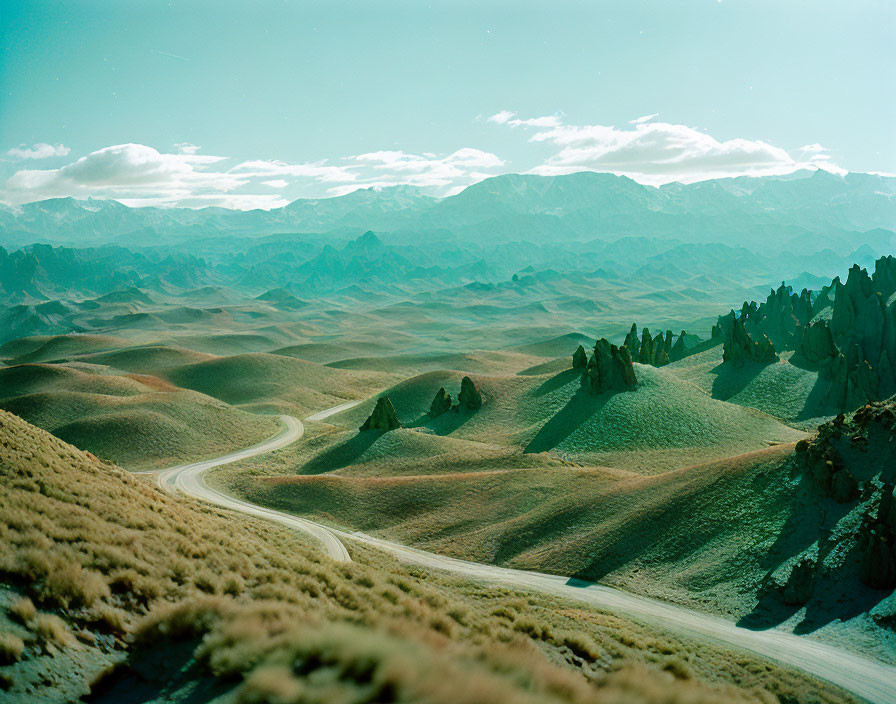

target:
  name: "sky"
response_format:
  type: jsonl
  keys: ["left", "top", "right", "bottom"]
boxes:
{"left": 1, "top": 0, "right": 894, "bottom": 209}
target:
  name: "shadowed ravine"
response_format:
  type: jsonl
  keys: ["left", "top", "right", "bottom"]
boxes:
{"left": 147, "top": 404, "right": 896, "bottom": 704}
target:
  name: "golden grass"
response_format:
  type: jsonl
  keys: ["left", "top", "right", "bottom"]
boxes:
{"left": 0, "top": 632, "right": 25, "bottom": 664}
{"left": 0, "top": 409, "right": 854, "bottom": 702}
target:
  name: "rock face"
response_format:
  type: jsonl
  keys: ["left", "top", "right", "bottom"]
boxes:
{"left": 457, "top": 376, "right": 483, "bottom": 411}
{"left": 794, "top": 398, "right": 896, "bottom": 590}
{"left": 669, "top": 330, "right": 688, "bottom": 362}
{"left": 581, "top": 338, "right": 637, "bottom": 394}
{"left": 429, "top": 387, "right": 452, "bottom": 417}
{"left": 719, "top": 314, "right": 778, "bottom": 367}
{"left": 792, "top": 321, "right": 838, "bottom": 367}
{"left": 360, "top": 397, "right": 402, "bottom": 431}
{"left": 716, "top": 257, "right": 896, "bottom": 410}
{"left": 572, "top": 344, "right": 588, "bottom": 370}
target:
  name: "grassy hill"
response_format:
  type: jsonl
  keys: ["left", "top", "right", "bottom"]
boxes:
{"left": 0, "top": 363, "right": 278, "bottom": 469}
{"left": 0, "top": 334, "right": 130, "bottom": 363}
{"left": 74, "top": 344, "right": 217, "bottom": 373}
{"left": 163, "top": 352, "right": 396, "bottom": 415}
{"left": 667, "top": 347, "right": 837, "bottom": 429}
{"left": 0, "top": 409, "right": 845, "bottom": 703}
{"left": 327, "top": 364, "right": 805, "bottom": 473}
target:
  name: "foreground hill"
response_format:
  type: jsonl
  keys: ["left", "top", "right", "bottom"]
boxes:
{"left": 0, "top": 410, "right": 848, "bottom": 703}
{"left": 217, "top": 400, "right": 896, "bottom": 663}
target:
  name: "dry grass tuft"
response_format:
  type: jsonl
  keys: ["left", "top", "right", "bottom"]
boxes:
{"left": 0, "top": 632, "right": 25, "bottom": 664}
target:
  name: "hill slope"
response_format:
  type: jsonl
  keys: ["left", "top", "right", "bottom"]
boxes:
{"left": 0, "top": 409, "right": 844, "bottom": 703}
{"left": 0, "top": 363, "right": 278, "bottom": 468}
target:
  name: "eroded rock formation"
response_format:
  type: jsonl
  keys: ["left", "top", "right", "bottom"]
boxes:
{"left": 794, "top": 398, "right": 896, "bottom": 589}
{"left": 429, "top": 387, "right": 452, "bottom": 417}
{"left": 581, "top": 338, "right": 637, "bottom": 394}
{"left": 457, "top": 376, "right": 483, "bottom": 411}
{"left": 572, "top": 344, "right": 588, "bottom": 370}
{"left": 623, "top": 324, "right": 690, "bottom": 367}
{"left": 360, "top": 396, "right": 402, "bottom": 431}
{"left": 717, "top": 257, "right": 896, "bottom": 410}
{"left": 719, "top": 313, "right": 778, "bottom": 367}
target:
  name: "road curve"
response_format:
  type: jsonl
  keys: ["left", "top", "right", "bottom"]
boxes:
{"left": 150, "top": 414, "right": 350, "bottom": 561}
{"left": 149, "top": 405, "right": 896, "bottom": 704}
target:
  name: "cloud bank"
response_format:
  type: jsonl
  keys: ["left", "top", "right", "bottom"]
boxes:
{"left": 487, "top": 110, "right": 842, "bottom": 184}
{"left": 7, "top": 143, "right": 71, "bottom": 159}
{"left": 1, "top": 143, "right": 505, "bottom": 208}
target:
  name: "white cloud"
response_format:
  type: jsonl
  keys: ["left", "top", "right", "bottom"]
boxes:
{"left": 629, "top": 113, "right": 659, "bottom": 124}
{"left": 492, "top": 112, "right": 841, "bottom": 185}
{"left": 796, "top": 143, "right": 828, "bottom": 154}
{"left": 3, "top": 143, "right": 240, "bottom": 203}
{"left": 487, "top": 110, "right": 516, "bottom": 124}
{"left": 487, "top": 110, "right": 561, "bottom": 128}
{"left": 1, "top": 141, "right": 506, "bottom": 207}
{"left": 7, "top": 143, "right": 71, "bottom": 159}
{"left": 174, "top": 142, "right": 201, "bottom": 155}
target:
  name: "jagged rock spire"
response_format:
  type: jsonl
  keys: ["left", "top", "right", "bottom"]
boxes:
{"left": 360, "top": 397, "right": 402, "bottom": 431}
{"left": 581, "top": 338, "right": 637, "bottom": 394}
{"left": 457, "top": 376, "right": 483, "bottom": 410}
{"left": 429, "top": 387, "right": 452, "bottom": 417}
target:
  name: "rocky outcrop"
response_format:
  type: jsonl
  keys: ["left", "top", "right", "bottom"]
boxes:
{"left": 669, "top": 330, "right": 688, "bottom": 362}
{"left": 718, "top": 258, "right": 896, "bottom": 410}
{"left": 429, "top": 387, "right": 452, "bottom": 417}
{"left": 624, "top": 324, "right": 639, "bottom": 355}
{"left": 457, "top": 376, "right": 483, "bottom": 411}
{"left": 360, "top": 397, "right": 402, "bottom": 431}
{"left": 821, "top": 264, "right": 896, "bottom": 407}
{"left": 623, "top": 324, "right": 688, "bottom": 367}
{"left": 572, "top": 344, "right": 588, "bottom": 370}
{"left": 792, "top": 320, "right": 838, "bottom": 367}
{"left": 794, "top": 398, "right": 896, "bottom": 590}
{"left": 720, "top": 314, "right": 778, "bottom": 367}
{"left": 581, "top": 338, "right": 637, "bottom": 394}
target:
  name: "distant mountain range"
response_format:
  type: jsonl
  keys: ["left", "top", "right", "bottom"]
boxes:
{"left": 2, "top": 169, "right": 894, "bottom": 253}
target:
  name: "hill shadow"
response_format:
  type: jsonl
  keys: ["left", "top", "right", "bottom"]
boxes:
{"left": 530, "top": 368, "right": 580, "bottom": 397}
{"left": 300, "top": 430, "right": 383, "bottom": 474}
{"left": 403, "top": 407, "right": 479, "bottom": 435}
{"left": 524, "top": 389, "right": 611, "bottom": 454}
{"left": 710, "top": 360, "right": 769, "bottom": 401}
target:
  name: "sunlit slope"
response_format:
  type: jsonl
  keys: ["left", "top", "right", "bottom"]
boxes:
{"left": 0, "top": 363, "right": 278, "bottom": 469}
{"left": 328, "top": 364, "right": 806, "bottom": 472}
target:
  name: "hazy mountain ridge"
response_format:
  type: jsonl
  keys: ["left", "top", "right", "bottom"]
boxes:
{"left": 2, "top": 170, "right": 894, "bottom": 252}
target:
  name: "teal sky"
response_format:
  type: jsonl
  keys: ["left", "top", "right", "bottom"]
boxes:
{"left": 1, "top": 0, "right": 893, "bottom": 208}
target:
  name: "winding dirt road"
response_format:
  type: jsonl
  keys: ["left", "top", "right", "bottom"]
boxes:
{"left": 152, "top": 408, "right": 896, "bottom": 704}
